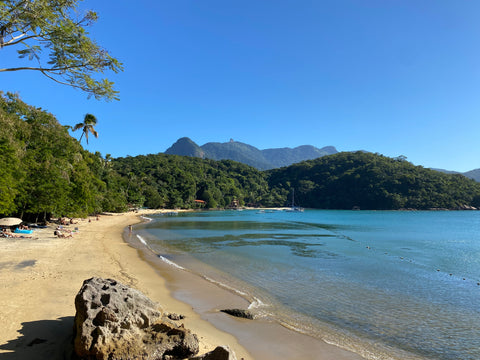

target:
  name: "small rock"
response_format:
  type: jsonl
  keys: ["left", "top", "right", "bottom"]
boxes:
{"left": 220, "top": 309, "right": 254, "bottom": 320}
{"left": 167, "top": 312, "right": 186, "bottom": 321}
{"left": 190, "top": 346, "right": 237, "bottom": 360}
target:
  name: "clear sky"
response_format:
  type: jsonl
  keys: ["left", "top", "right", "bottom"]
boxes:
{"left": 2, "top": 0, "right": 480, "bottom": 172}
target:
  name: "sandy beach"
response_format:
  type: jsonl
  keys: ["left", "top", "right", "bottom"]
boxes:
{"left": 0, "top": 210, "right": 364, "bottom": 360}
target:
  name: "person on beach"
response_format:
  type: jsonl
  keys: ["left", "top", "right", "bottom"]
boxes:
{"left": 1, "top": 229, "right": 33, "bottom": 238}
{"left": 54, "top": 230, "right": 73, "bottom": 238}
{"left": 128, "top": 225, "right": 133, "bottom": 233}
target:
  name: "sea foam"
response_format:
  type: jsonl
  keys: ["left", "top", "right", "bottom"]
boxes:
{"left": 158, "top": 255, "right": 186, "bottom": 270}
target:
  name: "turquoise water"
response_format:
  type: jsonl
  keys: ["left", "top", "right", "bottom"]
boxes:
{"left": 137, "top": 210, "right": 480, "bottom": 360}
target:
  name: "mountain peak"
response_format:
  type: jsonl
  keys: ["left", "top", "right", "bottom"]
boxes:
{"left": 165, "top": 137, "right": 205, "bottom": 158}
{"left": 164, "top": 138, "right": 338, "bottom": 169}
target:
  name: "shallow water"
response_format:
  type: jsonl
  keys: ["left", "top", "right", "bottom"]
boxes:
{"left": 136, "top": 210, "right": 480, "bottom": 360}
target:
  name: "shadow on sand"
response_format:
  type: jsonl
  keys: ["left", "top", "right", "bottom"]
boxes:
{"left": 0, "top": 316, "right": 74, "bottom": 360}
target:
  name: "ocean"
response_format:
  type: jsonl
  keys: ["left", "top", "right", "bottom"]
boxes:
{"left": 134, "top": 210, "right": 480, "bottom": 360}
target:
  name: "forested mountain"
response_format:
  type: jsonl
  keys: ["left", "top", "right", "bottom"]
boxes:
{"left": 267, "top": 152, "right": 480, "bottom": 210}
{"left": 164, "top": 137, "right": 337, "bottom": 170}
{"left": 165, "top": 137, "right": 205, "bottom": 158}
{"left": 1, "top": 94, "right": 479, "bottom": 219}
{"left": 111, "top": 154, "right": 277, "bottom": 209}
{"left": 0, "top": 92, "right": 127, "bottom": 220}
{"left": 0, "top": 94, "right": 277, "bottom": 218}
{"left": 201, "top": 140, "right": 273, "bottom": 170}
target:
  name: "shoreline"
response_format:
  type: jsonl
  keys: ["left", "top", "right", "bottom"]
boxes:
{"left": 131, "top": 211, "right": 366, "bottom": 360}
{"left": 0, "top": 209, "right": 364, "bottom": 359}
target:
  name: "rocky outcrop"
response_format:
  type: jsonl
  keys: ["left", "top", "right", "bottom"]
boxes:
{"left": 220, "top": 308, "right": 254, "bottom": 320}
{"left": 73, "top": 277, "right": 199, "bottom": 360}
{"left": 455, "top": 204, "right": 477, "bottom": 210}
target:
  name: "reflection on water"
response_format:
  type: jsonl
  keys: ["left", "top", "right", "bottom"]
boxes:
{"left": 138, "top": 210, "right": 480, "bottom": 360}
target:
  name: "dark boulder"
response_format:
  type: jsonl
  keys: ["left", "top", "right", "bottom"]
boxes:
{"left": 73, "top": 277, "right": 199, "bottom": 360}
{"left": 166, "top": 312, "right": 186, "bottom": 321}
{"left": 220, "top": 309, "right": 254, "bottom": 320}
{"left": 190, "top": 346, "right": 236, "bottom": 360}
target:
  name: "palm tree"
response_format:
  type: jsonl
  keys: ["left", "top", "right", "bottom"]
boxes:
{"left": 73, "top": 113, "right": 98, "bottom": 145}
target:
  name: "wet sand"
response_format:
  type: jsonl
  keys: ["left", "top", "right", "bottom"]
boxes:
{"left": 0, "top": 210, "right": 365, "bottom": 359}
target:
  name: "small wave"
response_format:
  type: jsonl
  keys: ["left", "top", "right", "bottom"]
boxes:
{"left": 248, "top": 297, "right": 267, "bottom": 310}
{"left": 136, "top": 234, "right": 148, "bottom": 246}
{"left": 140, "top": 216, "right": 153, "bottom": 222}
{"left": 202, "top": 275, "right": 249, "bottom": 297}
{"left": 135, "top": 235, "right": 157, "bottom": 254}
{"left": 158, "top": 255, "right": 186, "bottom": 270}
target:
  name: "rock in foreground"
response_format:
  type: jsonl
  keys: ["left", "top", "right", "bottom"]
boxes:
{"left": 73, "top": 277, "right": 199, "bottom": 360}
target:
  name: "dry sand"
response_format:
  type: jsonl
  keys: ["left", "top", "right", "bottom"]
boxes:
{"left": 0, "top": 210, "right": 365, "bottom": 360}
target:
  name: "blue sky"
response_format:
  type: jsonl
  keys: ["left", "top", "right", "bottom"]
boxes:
{"left": 2, "top": 0, "right": 480, "bottom": 172}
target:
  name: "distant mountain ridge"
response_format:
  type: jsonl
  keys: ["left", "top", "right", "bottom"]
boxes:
{"left": 165, "top": 137, "right": 338, "bottom": 170}
{"left": 463, "top": 169, "right": 480, "bottom": 182}
{"left": 165, "top": 137, "right": 480, "bottom": 178}
{"left": 432, "top": 168, "right": 480, "bottom": 182}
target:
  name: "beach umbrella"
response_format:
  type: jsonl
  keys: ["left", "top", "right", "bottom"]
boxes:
{"left": 0, "top": 217, "right": 23, "bottom": 226}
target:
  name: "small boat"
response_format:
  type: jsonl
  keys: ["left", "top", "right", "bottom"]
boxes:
{"left": 285, "top": 189, "right": 304, "bottom": 212}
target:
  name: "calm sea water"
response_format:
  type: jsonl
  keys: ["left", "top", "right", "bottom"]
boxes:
{"left": 136, "top": 210, "right": 480, "bottom": 360}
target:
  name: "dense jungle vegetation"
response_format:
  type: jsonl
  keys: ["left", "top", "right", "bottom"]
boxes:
{"left": 267, "top": 152, "right": 480, "bottom": 210}
{"left": 111, "top": 154, "right": 282, "bottom": 209}
{"left": 1, "top": 93, "right": 480, "bottom": 220}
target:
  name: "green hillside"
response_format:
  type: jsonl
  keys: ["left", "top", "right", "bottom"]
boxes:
{"left": 267, "top": 152, "right": 480, "bottom": 210}
{"left": 111, "top": 154, "right": 272, "bottom": 209}
{"left": 0, "top": 92, "right": 127, "bottom": 219}
{"left": 2, "top": 94, "right": 479, "bottom": 219}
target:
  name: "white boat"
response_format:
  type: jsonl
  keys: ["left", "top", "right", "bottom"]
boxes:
{"left": 285, "top": 189, "right": 304, "bottom": 212}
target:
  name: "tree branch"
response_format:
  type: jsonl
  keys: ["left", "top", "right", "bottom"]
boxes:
{"left": 0, "top": 1, "right": 122, "bottom": 100}
{"left": 39, "top": 69, "right": 89, "bottom": 92}
{"left": 0, "top": 61, "right": 103, "bottom": 73}
{"left": 3, "top": 33, "right": 39, "bottom": 46}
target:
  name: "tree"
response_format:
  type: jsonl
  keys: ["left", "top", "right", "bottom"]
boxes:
{"left": 73, "top": 113, "right": 98, "bottom": 144}
{"left": 0, "top": 0, "right": 123, "bottom": 100}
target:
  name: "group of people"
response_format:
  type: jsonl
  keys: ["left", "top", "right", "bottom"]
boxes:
{"left": 0, "top": 215, "right": 102, "bottom": 239}
{"left": 59, "top": 217, "right": 78, "bottom": 226}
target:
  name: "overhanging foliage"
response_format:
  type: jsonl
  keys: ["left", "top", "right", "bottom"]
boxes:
{"left": 0, "top": 0, "right": 123, "bottom": 100}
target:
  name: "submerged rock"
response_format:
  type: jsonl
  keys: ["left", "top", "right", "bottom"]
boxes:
{"left": 73, "top": 277, "right": 199, "bottom": 360}
{"left": 220, "top": 308, "right": 254, "bottom": 320}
